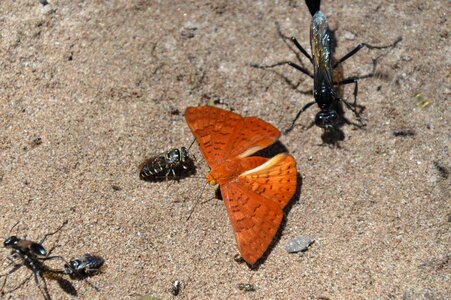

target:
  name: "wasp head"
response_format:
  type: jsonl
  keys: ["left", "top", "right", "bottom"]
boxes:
{"left": 315, "top": 110, "right": 339, "bottom": 129}
{"left": 4, "top": 236, "right": 20, "bottom": 248}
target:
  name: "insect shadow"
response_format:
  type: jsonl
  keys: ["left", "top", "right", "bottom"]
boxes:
{"left": 0, "top": 220, "right": 77, "bottom": 300}
{"left": 252, "top": 10, "right": 401, "bottom": 146}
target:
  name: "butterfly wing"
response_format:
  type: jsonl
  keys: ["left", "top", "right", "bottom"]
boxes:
{"left": 221, "top": 181, "right": 283, "bottom": 265}
{"left": 221, "top": 153, "right": 297, "bottom": 264}
{"left": 185, "top": 106, "right": 280, "bottom": 167}
{"left": 238, "top": 153, "right": 297, "bottom": 209}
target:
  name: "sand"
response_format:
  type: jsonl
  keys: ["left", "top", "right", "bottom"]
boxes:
{"left": 0, "top": 0, "right": 449, "bottom": 299}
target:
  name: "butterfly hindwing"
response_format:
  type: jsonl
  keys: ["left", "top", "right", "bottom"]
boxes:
{"left": 238, "top": 153, "right": 297, "bottom": 209}
{"left": 221, "top": 181, "right": 284, "bottom": 265}
{"left": 221, "top": 154, "right": 297, "bottom": 264}
{"left": 185, "top": 106, "right": 280, "bottom": 166}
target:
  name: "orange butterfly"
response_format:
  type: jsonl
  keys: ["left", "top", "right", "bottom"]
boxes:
{"left": 185, "top": 106, "right": 297, "bottom": 265}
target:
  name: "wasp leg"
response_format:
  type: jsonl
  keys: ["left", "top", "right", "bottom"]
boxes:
{"left": 333, "top": 44, "right": 365, "bottom": 69}
{"left": 41, "top": 255, "right": 69, "bottom": 267}
{"left": 38, "top": 220, "right": 68, "bottom": 245}
{"left": 251, "top": 22, "right": 313, "bottom": 79}
{"left": 0, "top": 263, "right": 24, "bottom": 293}
{"left": 333, "top": 37, "right": 402, "bottom": 69}
{"left": 2, "top": 274, "right": 33, "bottom": 294}
{"left": 36, "top": 273, "right": 51, "bottom": 300}
{"left": 289, "top": 36, "right": 313, "bottom": 63}
{"left": 338, "top": 96, "right": 366, "bottom": 128}
{"left": 275, "top": 21, "right": 312, "bottom": 64}
{"left": 284, "top": 101, "right": 316, "bottom": 135}
{"left": 288, "top": 61, "right": 314, "bottom": 78}
{"left": 251, "top": 60, "right": 313, "bottom": 79}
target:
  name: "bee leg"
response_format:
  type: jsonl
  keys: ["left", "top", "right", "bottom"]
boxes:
{"left": 6, "top": 254, "right": 17, "bottom": 263}
{"left": 84, "top": 278, "right": 101, "bottom": 292}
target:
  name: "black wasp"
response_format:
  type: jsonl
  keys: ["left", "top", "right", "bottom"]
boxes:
{"left": 253, "top": 0, "right": 401, "bottom": 135}
{"left": 139, "top": 146, "right": 195, "bottom": 181}
{"left": 1, "top": 220, "right": 68, "bottom": 299}
{"left": 64, "top": 253, "right": 104, "bottom": 278}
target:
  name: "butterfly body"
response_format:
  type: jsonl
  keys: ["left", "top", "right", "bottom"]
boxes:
{"left": 207, "top": 156, "right": 268, "bottom": 186}
{"left": 185, "top": 106, "right": 297, "bottom": 265}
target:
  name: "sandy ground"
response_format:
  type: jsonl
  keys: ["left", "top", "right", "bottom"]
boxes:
{"left": 0, "top": 0, "right": 449, "bottom": 299}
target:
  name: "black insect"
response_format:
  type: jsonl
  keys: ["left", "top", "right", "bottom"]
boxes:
{"left": 0, "top": 220, "right": 68, "bottom": 300}
{"left": 170, "top": 280, "right": 182, "bottom": 296}
{"left": 433, "top": 161, "right": 449, "bottom": 179}
{"left": 237, "top": 283, "right": 256, "bottom": 292}
{"left": 253, "top": 0, "right": 401, "bottom": 136}
{"left": 139, "top": 146, "right": 195, "bottom": 181}
{"left": 393, "top": 129, "right": 416, "bottom": 137}
{"left": 64, "top": 254, "right": 104, "bottom": 278}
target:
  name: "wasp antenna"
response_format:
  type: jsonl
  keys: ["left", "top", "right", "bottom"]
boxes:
{"left": 8, "top": 221, "right": 21, "bottom": 235}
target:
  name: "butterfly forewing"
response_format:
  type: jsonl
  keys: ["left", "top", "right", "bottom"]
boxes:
{"left": 228, "top": 117, "right": 280, "bottom": 159}
{"left": 185, "top": 106, "right": 243, "bottom": 167}
{"left": 185, "top": 107, "right": 280, "bottom": 166}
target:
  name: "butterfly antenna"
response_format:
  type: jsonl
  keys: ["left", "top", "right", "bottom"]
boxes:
{"left": 187, "top": 138, "right": 196, "bottom": 152}
{"left": 187, "top": 138, "right": 205, "bottom": 165}
{"left": 186, "top": 182, "right": 209, "bottom": 221}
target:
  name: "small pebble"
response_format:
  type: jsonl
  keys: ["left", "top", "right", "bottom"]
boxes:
{"left": 342, "top": 31, "right": 356, "bottom": 40}
{"left": 286, "top": 236, "right": 314, "bottom": 253}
